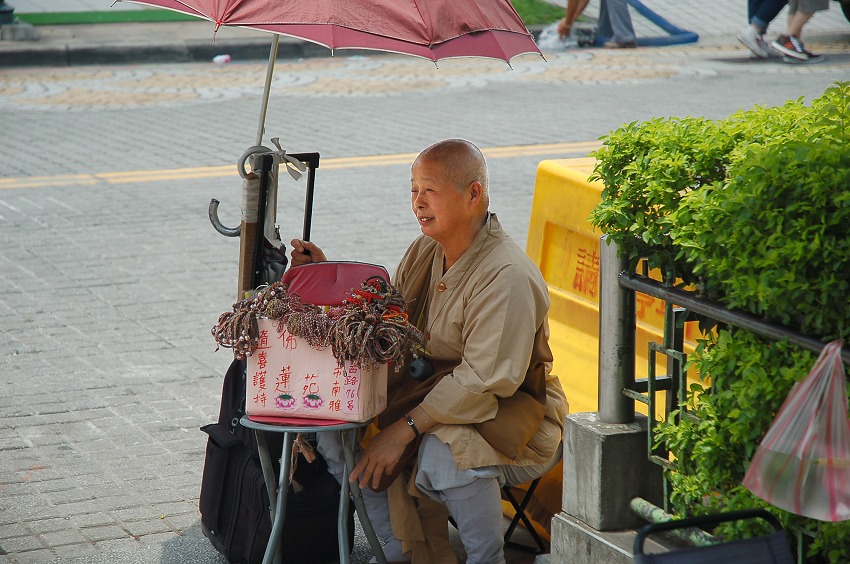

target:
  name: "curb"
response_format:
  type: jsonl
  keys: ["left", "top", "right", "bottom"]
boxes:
{"left": 0, "top": 39, "right": 375, "bottom": 67}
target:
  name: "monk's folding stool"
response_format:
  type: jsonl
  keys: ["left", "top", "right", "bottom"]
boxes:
{"left": 502, "top": 477, "right": 548, "bottom": 553}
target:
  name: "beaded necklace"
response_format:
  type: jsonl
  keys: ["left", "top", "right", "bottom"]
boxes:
{"left": 212, "top": 277, "right": 424, "bottom": 369}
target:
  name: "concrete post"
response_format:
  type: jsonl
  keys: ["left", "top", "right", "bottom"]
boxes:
{"left": 597, "top": 235, "right": 635, "bottom": 424}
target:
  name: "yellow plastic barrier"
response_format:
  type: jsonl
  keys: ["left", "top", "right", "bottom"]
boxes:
{"left": 526, "top": 158, "right": 700, "bottom": 415}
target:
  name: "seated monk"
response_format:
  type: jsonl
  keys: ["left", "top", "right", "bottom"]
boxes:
{"left": 289, "top": 138, "right": 569, "bottom": 564}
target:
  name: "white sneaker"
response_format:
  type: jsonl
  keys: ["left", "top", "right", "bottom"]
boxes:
{"left": 737, "top": 26, "right": 770, "bottom": 58}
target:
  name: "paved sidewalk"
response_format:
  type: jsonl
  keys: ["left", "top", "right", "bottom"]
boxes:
{"left": 1, "top": 3, "right": 849, "bottom": 564}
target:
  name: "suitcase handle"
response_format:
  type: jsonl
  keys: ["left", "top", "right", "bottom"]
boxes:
{"left": 287, "top": 152, "right": 320, "bottom": 241}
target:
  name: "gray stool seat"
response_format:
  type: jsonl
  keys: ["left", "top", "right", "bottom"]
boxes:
{"left": 240, "top": 415, "right": 388, "bottom": 564}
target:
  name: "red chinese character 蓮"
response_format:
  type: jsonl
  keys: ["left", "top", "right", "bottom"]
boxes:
{"left": 276, "top": 365, "right": 291, "bottom": 391}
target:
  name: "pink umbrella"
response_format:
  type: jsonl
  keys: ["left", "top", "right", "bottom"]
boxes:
{"left": 120, "top": 0, "right": 540, "bottom": 63}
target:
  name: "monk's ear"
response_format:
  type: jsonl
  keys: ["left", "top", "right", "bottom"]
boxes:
{"left": 468, "top": 181, "right": 483, "bottom": 206}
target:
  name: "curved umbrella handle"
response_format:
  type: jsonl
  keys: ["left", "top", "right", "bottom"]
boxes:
{"left": 238, "top": 145, "right": 270, "bottom": 179}
{"left": 208, "top": 198, "right": 241, "bottom": 237}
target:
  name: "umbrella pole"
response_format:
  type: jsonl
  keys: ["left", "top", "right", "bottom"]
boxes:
{"left": 255, "top": 35, "right": 279, "bottom": 146}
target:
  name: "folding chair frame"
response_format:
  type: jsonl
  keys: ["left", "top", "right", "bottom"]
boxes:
{"left": 502, "top": 477, "right": 547, "bottom": 554}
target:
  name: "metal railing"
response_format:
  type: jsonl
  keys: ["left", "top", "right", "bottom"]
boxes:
{"left": 597, "top": 235, "right": 848, "bottom": 559}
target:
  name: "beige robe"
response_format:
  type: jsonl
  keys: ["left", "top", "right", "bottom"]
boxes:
{"left": 386, "top": 214, "right": 569, "bottom": 561}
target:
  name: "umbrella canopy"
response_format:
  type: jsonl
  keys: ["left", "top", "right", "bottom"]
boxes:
{"left": 121, "top": 0, "right": 541, "bottom": 63}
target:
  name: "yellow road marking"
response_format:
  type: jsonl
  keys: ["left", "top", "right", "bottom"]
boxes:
{"left": 0, "top": 141, "right": 601, "bottom": 190}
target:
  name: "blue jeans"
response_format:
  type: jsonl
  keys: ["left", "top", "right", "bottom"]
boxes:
{"left": 748, "top": 0, "right": 788, "bottom": 32}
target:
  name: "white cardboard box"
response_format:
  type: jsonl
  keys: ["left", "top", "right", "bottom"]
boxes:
{"left": 246, "top": 319, "right": 388, "bottom": 422}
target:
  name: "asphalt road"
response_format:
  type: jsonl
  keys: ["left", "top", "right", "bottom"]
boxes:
{"left": 1, "top": 32, "right": 850, "bottom": 563}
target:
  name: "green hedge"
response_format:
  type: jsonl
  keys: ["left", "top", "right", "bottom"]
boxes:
{"left": 590, "top": 82, "right": 850, "bottom": 339}
{"left": 589, "top": 82, "right": 850, "bottom": 561}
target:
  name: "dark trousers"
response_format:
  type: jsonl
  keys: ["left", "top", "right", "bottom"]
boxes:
{"left": 748, "top": 0, "right": 788, "bottom": 32}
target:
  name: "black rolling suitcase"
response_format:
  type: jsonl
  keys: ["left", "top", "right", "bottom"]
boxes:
{"left": 199, "top": 359, "right": 352, "bottom": 564}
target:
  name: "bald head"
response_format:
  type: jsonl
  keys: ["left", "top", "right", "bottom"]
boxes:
{"left": 414, "top": 139, "right": 489, "bottom": 209}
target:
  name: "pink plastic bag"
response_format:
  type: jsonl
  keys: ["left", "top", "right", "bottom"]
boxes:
{"left": 743, "top": 340, "right": 850, "bottom": 522}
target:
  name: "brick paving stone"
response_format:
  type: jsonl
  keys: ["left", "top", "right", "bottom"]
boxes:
{"left": 0, "top": 439, "right": 31, "bottom": 452}
{"left": 0, "top": 482, "right": 38, "bottom": 498}
{"left": 32, "top": 479, "right": 80, "bottom": 495}
{"left": 111, "top": 506, "right": 164, "bottom": 522}
{"left": 21, "top": 518, "right": 71, "bottom": 535}
{"left": 150, "top": 500, "right": 199, "bottom": 516}
{"left": 82, "top": 525, "right": 130, "bottom": 543}
{"left": 135, "top": 530, "right": 188, "bottom": 550}
{"left": 0, "top": 536, "right": 45, "bottom": 553}
{"left": 69, "top": 513, "right": 115, "bottom": 528}
{"left": 43, "top": 542, "right": 100, "bottom": 559}
{"left": 7, "top": 549, "right": 58, "bottom": 564}
{"left": 91, "top": 536, "right": 143, "bottom": 553}
{"left": 42, "top": 488, "right": 99, "bottom": 507}
{"left": 38, "top": 529, "right": 90, "bottom": 548}
{"left": 122, "top": 518, "right": 171, "bottom": 537}
{"left": 0, "top": 524, "right": 29, "bottom": 539}
{"left": 161, "top": 512, "right": 201, "bottom": 531}
{"left": 45, "top": 497, "right": 135, "bottom": 518}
